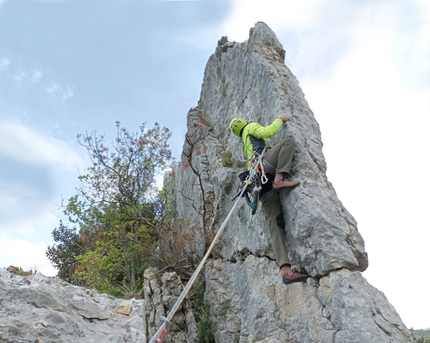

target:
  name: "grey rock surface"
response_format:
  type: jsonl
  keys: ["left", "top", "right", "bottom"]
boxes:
{"left": 175, "top": 22, "right": 367, "bottom": 277}
{"left": 204, "top": 257, "right": 410, "bottom": 343}
{"left": 143, "top": 267, "right": 198, "bottom": 343}
{"left": 167, "top": 22, "right": 413, "bottom": 342}
{"left": 0, "top": 268, "right": 146, "bottom": 343}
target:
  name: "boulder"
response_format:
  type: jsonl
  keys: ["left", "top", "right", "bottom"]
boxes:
{"left": 0, "top": 268, "right": 146, "bottom": 343}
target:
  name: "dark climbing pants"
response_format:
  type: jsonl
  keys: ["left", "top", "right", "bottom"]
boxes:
{"left": 261, "top": 136, "right": 296, "bottom": 268}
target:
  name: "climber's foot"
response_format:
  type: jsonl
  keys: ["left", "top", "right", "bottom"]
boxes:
{"left": 281, "top": 264, "right": 309, "bottom": 285}
{"left": 282, "top": 275, "right": 309, "bottom": 285}
{"left": 272, "top": 178, "right": 300, "bottom": 191}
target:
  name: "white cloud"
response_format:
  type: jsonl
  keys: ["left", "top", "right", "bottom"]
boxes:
{"left": 0, "top": 56, "right": 10, "bottom": 70}
{"left": 46, "top": 81, "right": 59, "bottom": 94}
{"left": 61, "top": 83, "right": 74, "bottom": 100}
{"left": 0, "top": 185, "right": 63, "bottom": 277}
{"left": 371, "top": 0, "right": 429, "bottom": 27}
{"left": 5, "top": 59, "right": 73, "bottom": 100}
{"left": 221, "top": 0, "right": 321, "bottom": 42}
{"left": 46, "top": 81, "right": 74, "bottom": 100}
{"left": 393, "top": 26, "right": 430, "bottom": 93}
{"left": 0, "top": 122, "right": 86, "bottom": 171}
{"left": 365, "top": 0, "right": 430, "bottom": 94}
{"left": 297, "top": 4, "right": 430, "bottom": 329}
{"left": 0, "top": 204, "right": 57, "bottom": 237}
{"left": 155, "top": 168, "right": 173, "bottom": 189}
{"left": 14, "top": 68, "right": 26, "bottom": 82}
{"left": 0, "top": 235, "right": 57, "bottom": 276}
{"left": 219, "top": 0, "right": 366, "bottom": 85}
{"left": 31, "top": 67, "right": 44, "bottom": 82}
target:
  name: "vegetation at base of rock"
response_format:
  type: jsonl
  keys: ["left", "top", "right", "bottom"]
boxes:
{"left": 192, "top": 283, "right": 215, "bottom": 343}
{"left": 46, "top": 121, "right": 201, "bottom": 298}
{"left": 46, "top": 220, "right": 86, "bottom": 282}
{"left": 6, "top": 266, "right": 33, "bottom": 276}
{"left": 412, "top": 329, "right": 430, "bottom": 342}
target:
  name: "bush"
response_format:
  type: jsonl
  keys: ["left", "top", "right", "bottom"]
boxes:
{"left": 193, "top": 284, "right": 215, "bottom": 343}
{"left": 411, "top": 329, "right": 430, "bottom": 342}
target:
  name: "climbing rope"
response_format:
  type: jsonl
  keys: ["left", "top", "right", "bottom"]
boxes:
{"left": 148, "top": 147, "right": 267, "bottom": 343}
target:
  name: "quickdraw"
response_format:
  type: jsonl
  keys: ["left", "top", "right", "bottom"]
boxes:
{"left": 259, "top": 157, "right": 268, "bottom": 185}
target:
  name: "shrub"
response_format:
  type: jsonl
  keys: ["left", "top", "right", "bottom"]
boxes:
{"left": 193, "top": 284, "right": 215, "bottom": 343}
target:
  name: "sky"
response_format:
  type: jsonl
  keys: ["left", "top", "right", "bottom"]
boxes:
{"left": 0, "top": 0, "right": 429, "bottom": 330}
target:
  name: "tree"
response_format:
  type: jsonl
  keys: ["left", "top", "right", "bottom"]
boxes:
{"left": 75, "top": 120, "right": 171, "bottom": 209}
{"left": 46, "top": 220, "right": 87, "bottom": 282}
{"left": 411, "top": 329, "right": 430, "bottom": 343}
{"left": 47, "top": 121, "right": 173, "bottom": 295}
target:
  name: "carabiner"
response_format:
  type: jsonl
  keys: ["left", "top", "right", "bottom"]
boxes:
{"left": 261, "top": 174, "right": 268, "bottom": 184}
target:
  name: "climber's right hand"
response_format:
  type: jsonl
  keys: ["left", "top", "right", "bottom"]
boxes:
{"left": 278, "top": 113, "right": 291, "bottom": 122}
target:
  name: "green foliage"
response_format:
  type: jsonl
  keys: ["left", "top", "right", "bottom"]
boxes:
{"left": 412, "top": 329, "right": 430, "bottom": 343}
{"left": 73, "top": 247, "right": 123, "bottom": 297}
{"left": 46, "top": 220, "right": 87, "bottom": 282}
{"left": 46, "top": 121, "right": 176, "bottom": 297}
{"left": 193, "top": 284, "right": 215, "bottom": 343}
{"left": 47, "top": 121, "right": 206, "bottom": 298}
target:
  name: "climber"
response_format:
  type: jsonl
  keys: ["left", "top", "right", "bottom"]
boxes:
{"left": 230, "top": 113, "right": 308, "bottom": 285}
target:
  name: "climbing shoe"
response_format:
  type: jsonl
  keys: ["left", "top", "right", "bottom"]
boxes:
{"left": 282, "top": 275, "right": 309, "bottom": 285}
{"left": 272, "top": 179, "right": 300, "bottom": 191}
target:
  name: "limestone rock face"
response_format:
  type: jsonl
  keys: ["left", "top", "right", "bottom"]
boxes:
{"left": 0, "top": 268, "right": 146, "bottom": 343}
{"left": 143, "top": 267, "right": 198, "bottom": 343}
{"left": 169, "top": 22, "right": 413, "bottom": 342}
{"left": 177, "top": 22, "right": 367, "bottom": 277}
{"left": 205, "top": 258, "right": 410, "bottom": 343}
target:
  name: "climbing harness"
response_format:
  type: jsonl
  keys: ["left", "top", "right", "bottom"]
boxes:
{"left": 232, "top": 148, "right": 269, "bottom": 216}
{"left": 148, "top": 147, "right": 267, "bottom": 343}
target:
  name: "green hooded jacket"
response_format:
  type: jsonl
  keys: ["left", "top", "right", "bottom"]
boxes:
{"left": 241, "top": 118, "right": 283, "bottom": 159}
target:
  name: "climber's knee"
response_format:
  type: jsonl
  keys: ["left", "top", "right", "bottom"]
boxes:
{"left": 284, "top": 135, "right": 295, "bottom": 146}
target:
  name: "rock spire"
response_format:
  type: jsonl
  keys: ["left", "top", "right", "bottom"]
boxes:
{"left": 169, "top": 21, "right": 413, "bottom": 343}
